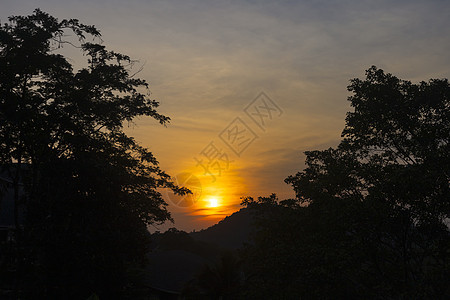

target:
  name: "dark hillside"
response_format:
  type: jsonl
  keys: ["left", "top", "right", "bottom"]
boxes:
{"left": 190, "top": 208, "right": 255, "bottom": 250}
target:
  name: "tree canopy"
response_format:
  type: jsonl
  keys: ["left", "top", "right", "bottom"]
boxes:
{"left": 287, "top": 66, "right": 449, "bottom": 223}
{"left": 241, "top": 66, "right": 450, "bottom": 299}
{"left": 0, "top": 9, "right": 186, "bottom": 298}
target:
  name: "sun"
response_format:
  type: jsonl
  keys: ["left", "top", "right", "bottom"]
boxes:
{"left": 207, "top": 197, "right": 219, "bottom": 208}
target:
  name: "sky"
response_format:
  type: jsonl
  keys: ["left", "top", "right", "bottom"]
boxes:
{"left": 2, "top": 0, "right": 450, "bottom": 231}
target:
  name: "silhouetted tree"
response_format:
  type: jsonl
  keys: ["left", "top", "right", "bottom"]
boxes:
{"left": 241, "top": 67, "right": 450, "bottom": 299}
{"left": 0, "top": 9, "right": 187, "bottom": 298}
{"left": 289, "top": 66, "right": 449, "bottom": 225}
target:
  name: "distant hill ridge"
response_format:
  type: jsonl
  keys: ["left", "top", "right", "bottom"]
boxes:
{"left": 190, "top": 208, "right": 255, "bottom": 249}
{"left": 145, "top": 208, "right": 255, "bottom": 294}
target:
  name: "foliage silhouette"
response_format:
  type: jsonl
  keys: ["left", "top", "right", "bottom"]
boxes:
{"left": 0, "top": 9, "right": 187, "bottom": 298}
{"left": 241, "top": 67, "right": 450, "bottom": 299}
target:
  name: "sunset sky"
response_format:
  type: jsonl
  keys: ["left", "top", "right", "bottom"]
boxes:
{"left": 2, "top": 0, "right": 450, "bottom": 231}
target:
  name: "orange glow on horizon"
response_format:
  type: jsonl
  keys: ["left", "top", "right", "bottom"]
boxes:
{"left": 159, "top": 157, "right": 251, "bottom": 229}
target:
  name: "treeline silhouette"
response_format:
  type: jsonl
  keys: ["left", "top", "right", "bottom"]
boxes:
{"left": 235, "top": 67, "right": 450, "bottom": 299}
